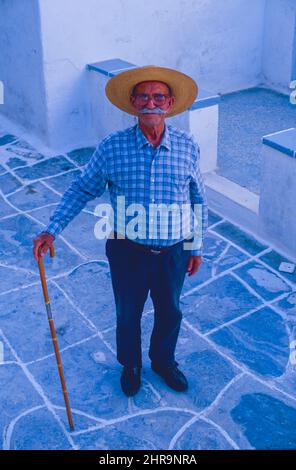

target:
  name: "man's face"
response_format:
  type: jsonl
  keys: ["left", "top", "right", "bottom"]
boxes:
{"left": 130, "top": 81, "right": 175, "bottom": 127}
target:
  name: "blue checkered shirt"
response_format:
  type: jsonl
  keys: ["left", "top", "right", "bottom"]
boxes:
{"left": 43, "top": 123, "right": 208, "bottom": 256}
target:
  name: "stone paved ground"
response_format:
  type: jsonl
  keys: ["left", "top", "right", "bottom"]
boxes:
{"left": 0, "top": 127, "right": 296, "bottom": 450}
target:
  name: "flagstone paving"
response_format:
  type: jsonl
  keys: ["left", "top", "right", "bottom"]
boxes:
{"left": 0, "top": 132, "right": 296, "bottom": 450}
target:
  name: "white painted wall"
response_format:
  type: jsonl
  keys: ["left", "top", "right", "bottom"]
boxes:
{"left": 1, "top": 0, "right": 295, "bottom": 150}
{"left": 0, "top": 0, "right": 47, "bottom": 139}
{"left": 262, "top": 0, "right": 296, "bottom": 94}
{"left": 37, "top": 0, "right": 267, "bottom": 150}
{"left": 189, "top": 105, "right": 219, "bottom": 173}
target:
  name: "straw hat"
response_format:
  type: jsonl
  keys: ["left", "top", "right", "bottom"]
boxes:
{"left": 105, "top": 65, "right": 198, "bottom": 117}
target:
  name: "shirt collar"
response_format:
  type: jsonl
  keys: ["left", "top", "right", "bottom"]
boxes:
{"left": 135, "top": 123, "right": 171, "bottom": 151}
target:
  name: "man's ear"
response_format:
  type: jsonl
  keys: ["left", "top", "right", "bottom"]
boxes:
{"left": 168, "top": 95, "right": 176, "bottom": 109}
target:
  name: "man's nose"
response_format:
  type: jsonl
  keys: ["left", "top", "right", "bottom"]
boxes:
{"left": 146, "top": 98, "right": 156, "bottom": 108}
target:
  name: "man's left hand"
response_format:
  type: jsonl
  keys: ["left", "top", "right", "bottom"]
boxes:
{"left": 186, "top": 255, "right": 202, "bottom": 276}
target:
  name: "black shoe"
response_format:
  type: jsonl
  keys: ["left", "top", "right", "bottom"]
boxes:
{"left": 151, "top": 363, "right": 188, "bottom": 392}
{"left": 120, "top": 366, "right": 141, "bottom": 396}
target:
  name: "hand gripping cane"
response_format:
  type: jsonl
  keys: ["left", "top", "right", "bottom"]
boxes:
{"left": 37, "top": 243, "right": 74, "bottom": 432}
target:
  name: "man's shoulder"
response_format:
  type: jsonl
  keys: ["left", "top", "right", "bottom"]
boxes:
{"left": 167, "top": 125, "right": 199, "bottom": 153}
{"left": 100, "top": 125, "right": 136, "bottom": 148}
{"left": 167, "top": 125, "right": 197, "bottom": 144}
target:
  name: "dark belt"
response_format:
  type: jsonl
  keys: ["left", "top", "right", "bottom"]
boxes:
{"left": 111, "top": 231, "right": 180, "bottom": 255}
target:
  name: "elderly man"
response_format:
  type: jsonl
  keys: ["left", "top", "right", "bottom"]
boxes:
{"left": 33, "top": 65, "right": 208, "bottom": 397}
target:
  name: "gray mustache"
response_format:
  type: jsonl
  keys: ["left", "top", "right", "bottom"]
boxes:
{"left": 139, "top": 108, "right": 167, "bottom": 115}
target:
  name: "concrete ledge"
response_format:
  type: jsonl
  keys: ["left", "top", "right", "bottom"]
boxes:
{"left": 205, "top": 172, "right": 259, "bottom": 214}
{"left": 204, "top": 170, "right": 296, "bottom": 263}
{"left": 262, "top": 127, "right": 296, "bottom": 158}
{"left": 204, "top": 171, "right": 260, "bottom": 236}
{"left": 189, "top": 89, "right": 221, "bottom": 110}
{"left": 259, "top": 130, "right": 296, "bottom": 258}
{"left": 87, "top": 58, "right": 137, "bottom": 77}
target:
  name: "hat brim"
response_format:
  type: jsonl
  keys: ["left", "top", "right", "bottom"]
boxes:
{"left": 105, "top": 65, "right": 198, "bottom": 117}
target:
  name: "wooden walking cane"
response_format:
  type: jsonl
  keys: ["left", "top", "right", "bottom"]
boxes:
{"left": 37, "top": 243, "right": 74, "bottom": 432}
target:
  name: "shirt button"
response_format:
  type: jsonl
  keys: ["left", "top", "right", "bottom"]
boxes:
{"left": 151, "top": 178, "right": 155, "bottom": 182}
{"left": 151, "top": 198, "right": 155, "bottom": 202}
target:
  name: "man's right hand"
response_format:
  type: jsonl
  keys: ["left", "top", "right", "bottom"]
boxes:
{"left": 33, "top": 232, "right": 55, "bottom": 262}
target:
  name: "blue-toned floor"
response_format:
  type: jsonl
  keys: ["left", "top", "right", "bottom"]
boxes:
{"left": 217, "top": 87, "right": 296, "bottom": 194}
{"left": 0, "top": 127, "right": 296, "bottom": 450}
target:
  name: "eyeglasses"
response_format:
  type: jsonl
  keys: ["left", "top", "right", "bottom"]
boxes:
{"left": 133, "top": 93, "right": 170, "bottom": 106}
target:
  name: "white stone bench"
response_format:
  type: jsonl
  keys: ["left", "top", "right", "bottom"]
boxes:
{"left": 86, "top": 58, "right": 220, "bottom": 174}
{"left": 259, "top": 128, "right": 296, "bottom": 257}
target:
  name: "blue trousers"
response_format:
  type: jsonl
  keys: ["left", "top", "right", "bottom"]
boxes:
{"left": 105, "top": 237, "right": 191, "bottom": 369}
